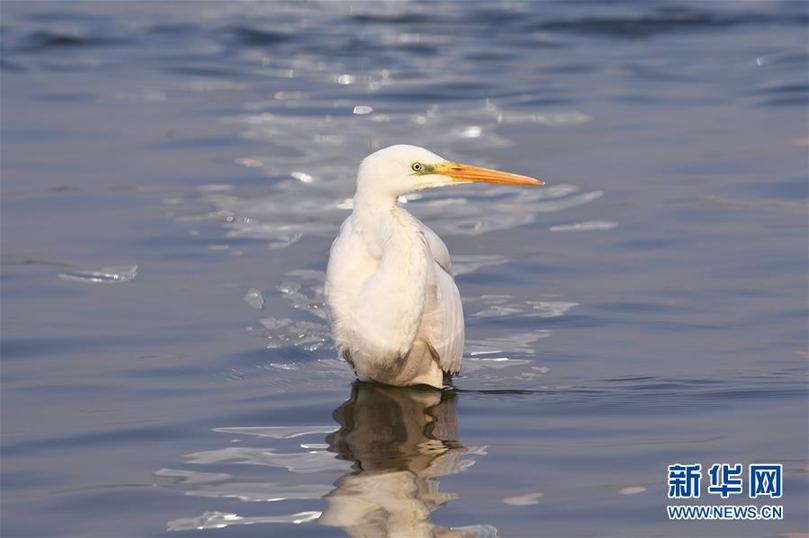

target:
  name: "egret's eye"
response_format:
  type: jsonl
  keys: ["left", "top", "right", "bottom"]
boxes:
{"left": 411, "top": 162, "right": 423, "bottom": 172}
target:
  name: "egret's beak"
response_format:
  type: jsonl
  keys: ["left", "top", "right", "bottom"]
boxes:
{"left": 436, "top": 162, "right": 544, "bottom": 187}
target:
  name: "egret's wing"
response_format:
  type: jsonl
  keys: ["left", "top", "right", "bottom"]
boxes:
{"left": 422, "top": 260, "right": 465, "bottom": 376}
{"left": 417, "top": 220, "right": 452, "bottom": 274}
{"left": 416, "top": 220, "right": 463, "bottom": 375}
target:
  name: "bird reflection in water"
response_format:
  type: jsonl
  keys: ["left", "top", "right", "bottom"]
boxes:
{"left": 321, "top": 383, "right": 493, "bottom": 538}
{"left": 160, "top": 383, "right": 492, "bottom": 535}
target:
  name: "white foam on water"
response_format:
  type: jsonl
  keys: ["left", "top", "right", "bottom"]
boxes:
{"left": 58, "top": 265, "right": 138, "bottom": 284}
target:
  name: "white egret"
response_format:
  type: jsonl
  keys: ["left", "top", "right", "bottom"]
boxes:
{"left": 325, "top": 145, "right": 543, "bottom": 388}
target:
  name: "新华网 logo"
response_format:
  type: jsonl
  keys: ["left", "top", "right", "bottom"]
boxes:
{"left": 666, "top": 463, "right": 783, "bottom": 521}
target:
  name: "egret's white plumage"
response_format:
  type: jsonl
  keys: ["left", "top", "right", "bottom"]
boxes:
{"left": 326, "top": 145, "right": 542, "bottom": 388}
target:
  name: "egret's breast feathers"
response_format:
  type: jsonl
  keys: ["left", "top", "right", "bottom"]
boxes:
{"left": 326, "top": 210, "right": 431, "bottom": 367}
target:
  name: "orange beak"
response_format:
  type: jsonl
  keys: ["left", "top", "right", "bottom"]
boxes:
{"left": 436, "top": 162, "right": 544, "bottom": 186}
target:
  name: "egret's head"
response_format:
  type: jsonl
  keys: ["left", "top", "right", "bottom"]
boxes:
{"left": 356, "top": 144, "right": 543, "bottom": 199}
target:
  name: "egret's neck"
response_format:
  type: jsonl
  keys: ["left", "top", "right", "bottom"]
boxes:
{"left": 352, "top": 189, "right": 401, "bottom": 247}
{"left": 351, "top": 188, "right": 420, "bottom": 263}
{"left": 353, "top": 188, "right": 399, "bottom": 218}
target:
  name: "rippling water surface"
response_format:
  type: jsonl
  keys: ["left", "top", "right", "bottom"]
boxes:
{"left": 2, "top": 1, "right": 807, "bottom": 536}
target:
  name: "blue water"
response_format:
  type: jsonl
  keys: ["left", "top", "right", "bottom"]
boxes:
{"left": 1, "top": 1, "right": 807, "bottom": 536}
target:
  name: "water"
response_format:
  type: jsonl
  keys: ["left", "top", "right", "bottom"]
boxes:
{"left": 1, "top": 1, "right": 807, "bottom": 536}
